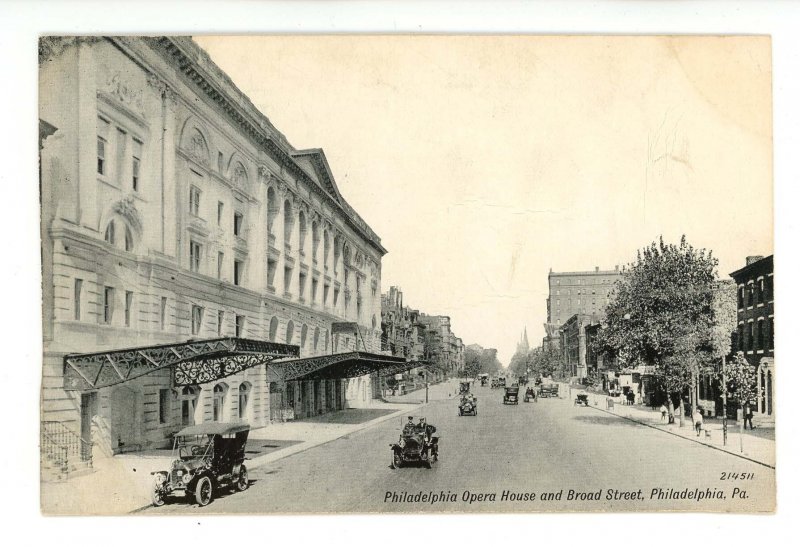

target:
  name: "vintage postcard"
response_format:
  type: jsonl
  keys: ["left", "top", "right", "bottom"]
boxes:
{"left": 38, "top": 35, "right": 774, "bottom": 515}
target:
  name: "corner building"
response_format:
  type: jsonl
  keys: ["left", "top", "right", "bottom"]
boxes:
{"left": 39, "top": 37, "right": 386, "bottom": 461}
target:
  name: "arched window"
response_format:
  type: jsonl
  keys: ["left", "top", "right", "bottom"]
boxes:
{"left": 213, "top": 383, "right": 228, "bottom": 422}
{"left": 283, "top": 200, "right": 294, "bottom": 245}
{"left": 269, "top": 316, "right": 279, "bottom": 342}
{"left": 124, "top": 225, "right": 134, "bottom": 252}
{"left": 286, "top": 320, "right": 295, "bottom": 345}
{"left": 238, "top": 383, "right": 250, "bottom": 420}
{"left": 324, "top": 329, "right": 329, "bottom": 350}
{"left": 323, "top": 230, "right": 330, "bottom": 267}
{"left": 178, "top": 386, "right": 199, "bottom": 426}
{"left": 311, "top": 221, "right": 320, "bottom": 263}
{"left": 301, "top": 324, "right": 308, "bottom": 348}
{"left": 372, "top": 314, "right": 377, "bottom": 330}
{"left": 313, "top": 327, "right": 320, "bottom": 351}
{"left": 105, "top": 221, "right": 116, "bottom": 245}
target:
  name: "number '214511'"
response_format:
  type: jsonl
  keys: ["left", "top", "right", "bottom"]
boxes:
{"left": 720, "top": 472, "right": 755, "bottom": 481}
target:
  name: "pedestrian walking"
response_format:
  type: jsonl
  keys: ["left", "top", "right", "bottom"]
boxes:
{"left": 660, "top": 404, "right": 667, "bottom": 422}
{"left": 745, "top": 405, "right": 755, "bottom": 430}
{"left": 693, "top": 408, "right": 704, "bottom": 437}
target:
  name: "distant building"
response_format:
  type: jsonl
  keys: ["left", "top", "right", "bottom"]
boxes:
{"left": 730, "top": 255, "right": 774, "bottom": 426}
{"left": 559, "top": 313, "right": 601, "bottom": 379}
{"left": 546, "top": 266, "right": 623, "bottom": 326}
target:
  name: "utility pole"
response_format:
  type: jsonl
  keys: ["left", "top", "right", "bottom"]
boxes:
{"left": 721, "top": 354, "right": 727, "bottom": 446}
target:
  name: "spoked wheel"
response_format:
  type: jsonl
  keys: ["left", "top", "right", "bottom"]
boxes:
{"left": 235, "top": 465, "right": 249, "bottom": 492}
{"left": 194, "top": 476, "right": 213, "bottom": 507}
{"left": 391, "top": 451, "right": 403, "bottom": 469}
{"left": 151, "top": 485, "right": 166, "bottom": 507}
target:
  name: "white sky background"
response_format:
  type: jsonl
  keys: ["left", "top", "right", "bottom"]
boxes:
{"left": 195, "top": 35, "right": 772, "bottom": 364}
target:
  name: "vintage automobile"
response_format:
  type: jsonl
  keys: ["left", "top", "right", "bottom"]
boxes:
{"left": 151, "top": 423, "right": 250, "bottom": 507}
{"left": 503, "top": 386, "right": 520, "bottom": 405}
{"left": 478, "top": 373, "right": 489, "bottom": 387}
{"left": 458, "top": 395, "right": 477, "bottom": 416}
{"left": 390, "top": 418, "right": 439, "bottom": 469}
{"left": 574, "top": 392, "right": 590, "bottom": 406}
{"left": 459, "top": 381, "right": 471, "bottom": 395}
{"left": 538, "top": 383, "right": 559, "bottom": 398}
{"left": 523, "top": 386, "right": 537, "bottom": 402}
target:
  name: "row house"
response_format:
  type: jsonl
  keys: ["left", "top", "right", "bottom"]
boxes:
{"left": 39, "top": 37, "right": 387, "bottom": 464}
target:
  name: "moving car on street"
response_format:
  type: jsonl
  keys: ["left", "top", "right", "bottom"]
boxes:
{"left": 391, "top": 417, "right": 439, "bottom": 469}
{"left": 460, "top": 381, "right": 471, "bottom": 395}
{"left": 151, "top": 423, "right": 250, "bottom": 507}
{"left": 524, "top": 386, "right": 537, "bottom": 402}
{"left": 575, "top": 392, "right": 590, "bottom": 406}
{"left": 503, "top": 385, "right": 520, "bottom": 405}
{"left": 459, "top": 394, "right": 477, "bottom": 416}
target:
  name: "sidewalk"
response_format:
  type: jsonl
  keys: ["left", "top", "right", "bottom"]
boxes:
{"left": 41, "top": 399, "right": 425, "bottom": 515}
{"left": 565, "top": 384, "right": 775, "bottom": 468}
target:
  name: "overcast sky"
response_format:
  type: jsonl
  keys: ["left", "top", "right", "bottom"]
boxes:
{"left": 194, "top": 35, "right": 772, "bottom": 364}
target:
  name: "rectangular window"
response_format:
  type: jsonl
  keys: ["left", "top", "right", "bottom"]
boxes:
{"left": 747, "top": 322, "right": 754, "bottom": 350}
{"left": 191, "top": 305, "right": 204, "bottom": 335}
{"left": 217, "top": 310, "right": 225, "bottom": 336}
{"left": 217, "top": 252, "right": 224, "bottom": 279}
{"left": 160, "top": 296, "right": 168, "bottom": 330}
{"left": 116, "top": 128, "right": 127, "bottom": 183}
{"left": 233, "top": 212, "right": 244, "bottom": 237}
{"left": 299, "top": 272, "right": 307, "bottom": 299}
{"left": 190, "top": 241, "right": 202, "bottom": 273}
{"left": 235, "top": 315, "right": 245, "bottom": 337}
{"left": 124, "top": 290, "right": 133, "bottom": 327}
{"left": 97, "top": 136, "right": 107, "bottom": 175}
{"left": 132, "top": 139, "right": 142, "bottom": 191}
{"left": 103, "top": 286, "right": 115, "bottom": 324}
{"left": 312, "top": 278, "right": 319, "bottom": 303}
{"left": 323, "top": 284, "right": 330, "bottom": 305}
{"left": 73, "top": 279, "right": 83, "bottom": 320}
{"left": 189, "top": 186, "right": 201, "bottom": 216}
{"left": 284, "top": 266, "right": 292, "bottom": 292}
{"left": 234, "top": 260, "right": 243, "bottom": 286}
{"left": 747, "top": 285, "right": 754, "bottom": 307}
{"left": 267, "top": 258, "right": 277, "bottom": 288}
{"left": 333, "top": 287, "right": 340, "bottom": 307}
{"left": 738, "top": 325, "right": 744, "bottom": 351}
{"left": 738, "top": 287, "right": 744, "bottom": 309}
{"left": 217, "top": 201, "right": 224, "bottom": 226}
{"left": 757, "top": 320, "right": 764, "bottom": 350}
{"left": 158, "top": 388, "right": 170, "bottom": 424}
{"left": 766, "top": 275, "right": 773, "bottom": 302}
{"left": 769, "top": 317, "right": 774, "bottom": 349}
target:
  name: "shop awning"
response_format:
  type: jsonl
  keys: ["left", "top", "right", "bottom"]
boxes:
{"left": 270, "top": 351, "right": 422, "bottom": 382}
{"left": 63, "top": 337, "right": 300, "bottom": 391}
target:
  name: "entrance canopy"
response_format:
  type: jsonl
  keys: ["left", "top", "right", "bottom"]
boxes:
{"left": 63, "top": 337, "right": 299, "bottom": 391}
{"left": 271, "top": 351, "right": 422, "bottom": 382}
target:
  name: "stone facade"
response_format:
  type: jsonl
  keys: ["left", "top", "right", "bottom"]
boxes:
{"left": 39, "top": 37, "right": 386, "bottom": 454}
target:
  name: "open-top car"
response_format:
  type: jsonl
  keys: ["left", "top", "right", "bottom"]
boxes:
{"left": 459, "top": 381, "right": 471, "bottom": 395}
{"left": 390, "top": 417, "right": 439, "bottom": 469}
{"left": 458, "top": 394, "right": 477, "bottom": 416}
{"left": 151, "top": 423, "right": 250, "bottom": 507}
{"left": 503, "top": 386, "right": 520, "bottom": 405}
{"left": 524, "top": 386, "right": 537, "bottom": 402}
{"left": 575, "top": 392, "right": 590, "bottom": 406}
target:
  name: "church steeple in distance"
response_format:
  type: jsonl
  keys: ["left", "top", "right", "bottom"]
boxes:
{"left": 517, "top": 327, "right": 530, "bottom": 354}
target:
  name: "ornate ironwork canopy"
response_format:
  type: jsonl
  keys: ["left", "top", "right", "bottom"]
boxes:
{"left": 63, "top": 337, "right": 299, "bottom": 391}
{"left": 270, "top": 352, "right": 422, "bottom": 382}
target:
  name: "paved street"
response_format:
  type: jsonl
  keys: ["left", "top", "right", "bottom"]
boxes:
{"left": 142, "top": 381, "right": 774, "bottom": 514}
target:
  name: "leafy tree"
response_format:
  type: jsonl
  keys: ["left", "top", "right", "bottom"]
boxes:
{"left": 719, "top": 351, "right": 759, "bottom": 415}
{"left": 595, "top": 236, "right": 718, "bottom": 426}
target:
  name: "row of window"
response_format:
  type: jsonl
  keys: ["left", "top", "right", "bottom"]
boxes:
{"left": 736, "top": 317, "right": 774, "bottom": 352}
{"left": 190, "top": 304, "right": 246, "bottom": 337}
{"left": 738, "top": 276, "right": 774, "bottom": 309}
{"left": 162, "top": 383, "right": 251, "bottom": 426}
{"left": 98, "top": 117, "right": 142, "bottom": 192}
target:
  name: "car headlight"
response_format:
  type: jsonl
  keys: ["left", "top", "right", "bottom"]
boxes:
{"left": 399, "top": 439, "right": 405, "bottom": 448}
{"left": 154, "top": 473, "right": 166, "bottom": 485}
{"left": 181, "top": 471, "right": 192, "bottom": 484}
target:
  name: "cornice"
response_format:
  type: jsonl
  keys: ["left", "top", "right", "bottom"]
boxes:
{"left": 139, "top": 36, "right": 386, "bottom": 256}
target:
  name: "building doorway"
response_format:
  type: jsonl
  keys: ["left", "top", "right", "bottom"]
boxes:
{"left": 110, "top": 385, "right": 139, "bottom": 452}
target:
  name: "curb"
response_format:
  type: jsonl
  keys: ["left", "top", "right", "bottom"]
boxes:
{"left": 130, "top": 402, "right": 425, "bottom": 514}
{"left": 587, "top": 403, "right": 775, "bottom": 470}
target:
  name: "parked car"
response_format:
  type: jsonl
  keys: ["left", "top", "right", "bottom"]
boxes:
{"left": 459, "top": 395, "right": 477, "bottom": 416}
{"left": 390, "top": 417, "right": 439, "bottom": 469}
{"left": 503, "top": 386, "right": 520, "bottom": 405}
{"left": 151, "top": 423, "right": 250, "bottom": 507}
{"left": 574, "top": 392, "right": 589, "bottom": 406}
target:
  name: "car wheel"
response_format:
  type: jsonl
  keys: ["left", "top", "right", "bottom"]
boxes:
{"left": 391, "top": 451, "right": 403, "bottom": 469}
{"left": 236, "top": 465, "right": 249, "bottom": 492}
{"left": 194, "top": 476, "right": 213, "bottom": 507}
{"left": 151, "top": 485, "right": 166, "bottom": 507}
